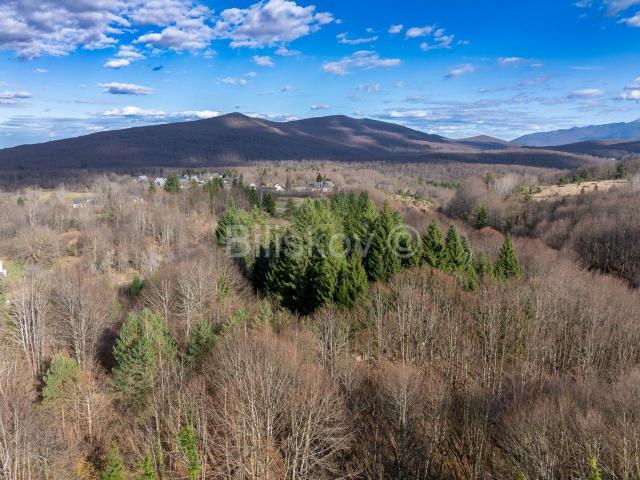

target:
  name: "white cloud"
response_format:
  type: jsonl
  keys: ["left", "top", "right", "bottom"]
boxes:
{"left": 253, "top": 55, "right": 274, "bottom": 67}
{"left": 275, "top": 45, "right": 300, "bottom": 56}
{"left": 337, "top": 33, "right": 378, "bottom": 45}
{"left": 388, "top": 24, "right": 404, "bottom": 34}
{"left": 621, "top": 89, "right": 640, "bottom": 100}
{"left": 603, "top": 0, "right": 640, "bottom": 14}
{"left": 322, "top": 50, "right": 401, "bottom": 75}
{"left": 116, "top": 45, "right": 145, "bottom": 60}
{"left": 446, "top": 64, "right": 475, "bottom": 78}
{"left": 405, "top": 25, "right": 434, "bottom": 38}
{"left": 34, "top": 68, "right": 48, "bottom": 74}
{"left": 219, "top": 77, "right": 249, "bottom": 86}
{"left": 310, "top": 104, "right": 330, "bottom": 110}
{"left": 498, "top": 57, "right": 525, "bottom": 66}
{"left": 0, "top": 90, "right": 32, "bottom": 105}
{"left": 0, "top": 0, "right": 216, "bottom": 59}
{"left": 620, "top": 12, "right": 640, "bottom": 25}
{"left": 569, "top": 88, "right": 605, "bottom": 98}
{"left": 104, "top": 59, "right": 131, "bottom": 69}
{"left": 389, "top": 110, "right": 431, "bottom": 119}
{"left": 99, "top": 82, "right": 154, "bottom": 95}
{"left": 214, "top": 0, "right": 333, "bottom": 48}
{"left": 175, "top": 110, "right": 221, "bottom": 119}
{"left": 356, "top": 84, "right": 382, "bottom": 93}
{"left": 102, "top": 106, "right": 166, "bottom": 117}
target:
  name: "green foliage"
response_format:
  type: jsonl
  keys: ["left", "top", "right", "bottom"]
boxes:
{"left": 163, "top": 174, "right": 180, "bottom": 193}
{"left": 102, "top": 446, "right": 125, "bottom": 480}
{"left": 112, "top": 309, "right": 177, "bottom": 406}
{"left": 335, "top": 249, "right": 368, "bottom": 309}
{"left": 494, "top": 235, "right": 522, "bottom": 280}
{"left": 138, "top": 453, "right": 157, "bottom": 480}
{"left": 616, "top": 163, "right": 629, "bottom": 180}
{"left": 130, "top": 276, "right": 144, "bottom": 298}
{"left": 364, "top": 203, "right": 402, "bottom": 282}
{"left": 588, "top": 456, "right": 601, "bottom": 480}
{"left": 262, "top": 192, "right": 276, "bottom": 216}
{"left": 177, "top": 422, "right": 200, "bottom": 480}
{"left": 443, "top": 225, "right": 465, "bottom": 271}
{"left": 186, "top": 320, "right": 218, "bottom": 366}
{"left": 422, "top": 220, "right": 445, "bottom": 268}
{"left": 16, "top": 196, "right": 25, "bottom": 206}
{"left": 474, "top": 205, "right": 488, "bottom": 230}
{"left": 42, "top": 353, "right": 79, "bottom": 404}
{"left": 215, "top": 205, "right": 255, "bottom": 247}
{"left": 285, "top": 198, "right": 297, "bottom": 217}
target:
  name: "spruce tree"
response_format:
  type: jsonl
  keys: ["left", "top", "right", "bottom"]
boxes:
{"left": 285, "top": 198, "right": 297, "bottom": 217}
{"left": 186, "top": 320, "right": 218, "bottom": 367}
{"left": 335, "top": 249, "right": 369, "bottom": 309}
{"left": 112, "top": 309, "right": 177, "bottom": 407}
{"left": 422, "top": 220, "right": 445, "bottom": 268}
{"left": 138, "top": 453, "right": 157, "bottom": 480}
{"left": 102, "top": 446, "right": 125, "bottom": 480}
{"left": 474, "top": 205, "right": 488, "bottom": 230}
{"left": 177, "top": 422, "right": 200, "bottom": 480}
{"left": 494, "top": 235, "right": 522, "bottom": 280}
{"left": 163, "top": 174, "right": 180, "bottom": 193}
{"left": 42, "top": 353, "right": 79, "bottom": 433}
{"left": 443, "top": 225, "right": 465, "bottom": 271}
{"left": 460, "top": 236, "right": 478, "bottom": 291}
{"left": 364, "top": 203, "right": 401, "bottom": 282}
{"left": 262, "top": 192, "right": 276, "bottom": 216}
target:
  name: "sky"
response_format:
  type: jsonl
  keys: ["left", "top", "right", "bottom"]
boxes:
{"left": 1, "top": 0, "right": 640, "bottom": 148}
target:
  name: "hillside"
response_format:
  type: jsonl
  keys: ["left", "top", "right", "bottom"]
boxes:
{"left": 514, "top": 118, "right": 640, "bottom": 147}
{"left": 0, "top": 113, "right": 600, "bottom": 171}
{"left": 547, "top": 139, "right": 640, "bottom": 158}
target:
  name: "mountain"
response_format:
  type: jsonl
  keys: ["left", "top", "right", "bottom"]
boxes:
{"left": 458, "top": 135, "right": 514, "bottom": 150}
{"left": 0, "top": 113, "right": 600, "bottom": 173}
{"left": 513, "top": 118, "right": 640, "bottom": 147}
{"left": 547, "top": 139, "right": 640, "bottom": 157}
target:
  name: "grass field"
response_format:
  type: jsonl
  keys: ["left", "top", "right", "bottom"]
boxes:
{"left": 532, "top": 179, "right": 630, "bottom": 201}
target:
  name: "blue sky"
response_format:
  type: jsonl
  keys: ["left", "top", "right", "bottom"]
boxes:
{"left": 1, "top": 0, "right": 640, "bottom": 148}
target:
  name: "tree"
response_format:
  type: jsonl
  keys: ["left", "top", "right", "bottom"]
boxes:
{"left": 138, "top": 453, "right": 157, "bottom": 480}
{"left": 335, "top": 249, "right": 369, "bottom": 309}
{"left": 364, "top": 203, "right": 401, "bottom": 282}
{"left": 102, "top": 446, "right": 125, "bottom": 480}
{"left": 262, "top": 192, "right": 276, "bottom": 216}
{"left": 177, "top": 421, "right": 200, "bottom": 480}
{"left": 186, "top": 320, "right": 218, "bottom": 367}
{"left": 422, "top": 220, "right": 445, "bottom": 268}
{"left": 443, "top": 225, "right": 465, "bottom": 271}
{"left": 112, "top": 309, "right": 177, "bottom": 406}
{"left": 163, "top": 174, "right": 180, "bottom": 193}
{"left": 285, "top": 198, "right": 297, "bottom": 217}
{"left": 474, "top": 205, "right": 488, "bottom": 230}
{"left": 494, "top": 235, "right": 522, "bottom": 280}
{"left": 130, "top": 276, "right": 144, "bottom": 298}
{"left": 42, "top": 353, "right": 79, "bottom": 434}
{"left": 588, "top": 456, "right": 601, "bottom": 480}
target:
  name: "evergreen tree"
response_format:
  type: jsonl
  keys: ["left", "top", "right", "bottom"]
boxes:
{"left": 102, "top": 446, "right": 125, "bottom": 480}
{"left": 42, "top": 353, "right": 79, "bottom": 432}
{"left": 474, "top": 205, "right": 488, "bottom": 230}
{"left": 163, "top": 174, "right": 180, "bottom": 193}
{"left": 16, "top": 196, "right": 24, "bottom": 206}
{"left": 251, "top": 243, "right": 274, "bottom": 292}
{"left": 364, "top": 203, "right": 401, "bottom": 282}
{"left": 443, "top": 225, "right": 465, "bottom": 271}
{"left": 186, "top": 320, "right": 218, "bottom": 367}
{"left": 262, "top": 192, "right": 276, "bottom": 216}
{"left": 335, "top": 249, "right": 369, "bottom": 309}
{"left": 138, "top": 453, "right": 157, "bottom": 480}
{"left": 177, "top": 422, "right": 200, "bottom": 480}
{"left": 588, "top": 456, "right": 601, "bottom": 480}
{"left": 285, "top": 198, "right": 297, "bottom": 217}
{"left": 460, "top": 236, "right": 478, "bottom": 291}
{"left": 112, "top": 309, "right": 176, "bottom": 406}
{"left": 422, "top": 220, "right": 445, "bottom": 268}
{"left": 494, "top": 235, "right": 522, "bottom": 280}
{"left": 130, "top": 276, "right": 144, "bottom": 298}
{"left": 397, "top": 227, "right": 421, "bottom": 268}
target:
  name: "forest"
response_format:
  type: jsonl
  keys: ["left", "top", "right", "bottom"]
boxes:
{"left": 1, "top": 161, "right": 640, "bottom": 479}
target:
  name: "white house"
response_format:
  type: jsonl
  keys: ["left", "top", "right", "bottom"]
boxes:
{"left": 154, "top": 177, "right": 166, "bottom": 187}
{"left": 273, "top": 184, "right": 285, "bottom": 192}
{"left": 0, "top": 261, "right": 7, "bottom": 279}
{"left": 138, "top": 175, "right": 149, "bottom": 183}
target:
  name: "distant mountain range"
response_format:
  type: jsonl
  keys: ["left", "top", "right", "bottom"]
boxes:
{"left": 0, "top": 113, "right": 608, "bottom": 173}
{"left": 514, "top": 118, "right": 640, "bottom": 147}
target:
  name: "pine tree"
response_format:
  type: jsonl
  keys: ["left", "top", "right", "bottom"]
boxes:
{"left": 364, "top": 203, "right": 401, "bottom": 282}
{"left": 474, "top": 205, "right": 488, "bottom": 229}
{"left": 112, "top": 309, "right": 176, "bottom": 406}
{"left": 177, "top": 422, "right": 200, "bottom": 480}
{"left": 335, "top": 249, "right": 369, "bottom": 309}
{"left": 443, "top": 225, "right": 465, "bottom": 271}
{"left": 163, "top": 174, "right": 180, "bottom": 193}
{"left": 494, "top": 235, "right": 522, "bottom": 280}
{"left": 262, "top": 192, "right": 276, "bottom": 216}
{"left": 588, "top": 456, "right": 601, "bottom": 480}
{"left": 102, "top": 446, "right": 125, "bottom": 480}
{"left": 285, "top": 198, "right": 297, "bottom": 217}
{"left": 138, "top": 453, "right": 157, "bottom": 480}
{"left": 422, "top": 220, "right": 445, "bottom": 268}
{"left": 186, "top": 320, "right": 218, "bottom": 367}
{"left": 460, "top": 236, "right": 478, "bottom": 291}
{"left": 42, "top": 353, "right": 79, "bottom": 433}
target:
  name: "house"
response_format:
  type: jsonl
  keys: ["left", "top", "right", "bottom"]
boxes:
{"left": 154, "top": 177, "right": 166, "bottom": 187}
{"left": 138, "top": 175, "right": 149, "bottom": 183}
{"left": 72, "top": 198, "right": 86, "bottom": 209}
{"left": 273, "top": 184, "right": 285, "bottom": 192}
{"left": 310, "top": 180, "right": 336, "bottom": 193}
{"left": 249, "top": 183, "right": 257, "bottom": 189}
{"left": 0, "top": 261, "right": 7, "bottom": 279}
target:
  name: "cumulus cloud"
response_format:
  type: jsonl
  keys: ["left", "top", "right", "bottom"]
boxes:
{"left": 99, "top": 82, "right": 154, "bottom": 95}
{"left": 175, "top": 110, "right": 221, "bottom": 119}
{"left": 213, "top": 0, "right": 333, "bottom": 48}
{"left": 569, "top": 88, "right": 605, "bottom": 98}
{"left": 0, "top": 0, "right": 216, "bottom": 59}
{"left": 275, "top": 45, "right": 300, "bottom": 56}
{"left": 388, "top": 24, "right": 404, "bottom": 34}
{"left": 253, "top": 55, "right": 274, "bottom": 67}
{"left": 322, "top": 50, "right": 401, "bottom": 75}
{"left": 446, "top": 64, "right": 475, "bottom": 78}
{"left": 356, "top": 84, "right": 382, "bottom": 93}
{"left": 102, "top": 106, "right": 166, "bottom": 117}
{"left": 405, "top": 25, "right": 435, "bottom": 38}
{"left": 219, "top": 77, "right": 249, "bottom": 86}
{"left": 104, "top": 59, "right": 131, "bottom": 69}
{"left": 620, "top": 12, "right": 640, "bottom": 25}
{"left": 602, "top": 0, "right": 640, "bottom": 14}
{"left": 621, "top": 89, "right": 640, "bottom": 100}
{"left": 337, "top": 33, "right": 378, "bottom": 45}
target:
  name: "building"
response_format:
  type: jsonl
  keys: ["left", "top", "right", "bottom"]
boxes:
{"left": 137, "top": 175, "right": 149, "bottom": 183}
{"left": 273, "top": 184, "right": 285, "bottom": 192}
{"left": 154, "top": 177, "right": 166, "bottom": 187}
{"left": 0, "top": 261, "right": 7, "bottom": 279}
{"left": 310, "top": 180, "right": 336, "bottom": 193}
